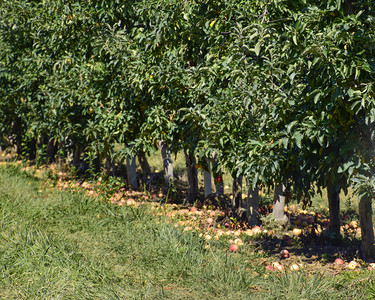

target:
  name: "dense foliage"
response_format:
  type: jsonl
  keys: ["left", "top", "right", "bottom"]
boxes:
{"left": 1, "top": 0, "right": 375, "bottom": 253}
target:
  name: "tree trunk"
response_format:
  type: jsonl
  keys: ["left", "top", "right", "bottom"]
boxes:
{"left": 247, "top": 186, "right": 260, "bottom": 226}
{"left": 185, "top": 150, "right": 199, "bottom": 203}
{"left": 92, "top": 155, "right": 101, "bottom": 173}
{"left": 211, "top": 152, "right": 223, "bottom": 195}
{"left": 126, "top": 155, "right": 138, "bottom": 188}
{"left": 159, "top": 140, "right": 174, "bottom": 187}
{"left": 359, "top": 195, "right": 375, "bottom": 260}
{"left": 272, "top": 183, "right": 287, "bottom": 223}
{"left": 27, "top": 138, "right": 37, "bottom": 161}
{"left": 138, "top": 150, "right": 151, "bottom": 179}
{"left": 204, "top": 157, "right": 212, "bottom": 197}
{"left": 72, "top": 144, "right": 82, "bottom": 167}
{"left": 46, "top": 138, "right": 57, "bottom": 163}
{"left": 326, "top": 182, "right": 341, "bottom": 241}
{"left": 105, "top": 153, "right": 115, "bottom": 176}
{"left": 232, "top": 176, "right": 243, "bottom": 211}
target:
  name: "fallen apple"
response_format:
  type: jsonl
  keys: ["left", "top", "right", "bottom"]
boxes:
{"left": 368, "top": 263, "right": 375, "bottom": 271}
{"left": 280, "top": 249, "right": 290, "bottom": 259}
{"left": 292, "top": 228, "right": 302, "bottom": 236}
{"left": 190, "top": 207, "right": 198, "bottom": 213}
{"left": 349, "top": 220, "right": 358, "bottom": 229}
{"left": 274, "top": 263, "right": 285, "bottom": 271}
{"left": 347, "top": 261, "right": 357, "bottom": 270}
{"left": 334, "top": 258, "right": 345, "bottom": 265}
{"left": 290, "top": 264, "right": 300, "bottom": 271}
{"left": 229, "top": 244, "right": 239, "bottom": 252}
{"left": 252, "top": 226, "right": 261, "bottom": 234}
{"left": 265, "top": 265, "right": 275, "bottom": 272}
{"left": 234, "top": 238, "right": 244, "bottom": 245}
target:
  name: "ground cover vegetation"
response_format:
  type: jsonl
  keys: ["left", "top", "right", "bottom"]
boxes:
{"left": 1, "top": 0, "right": 375, "bottom": 282}
{"left": 1, "top": 159, "right": 375, "bottom": 299}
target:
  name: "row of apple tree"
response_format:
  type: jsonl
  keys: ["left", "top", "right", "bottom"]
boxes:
{"left": 1, "top": 0, "right": 375, "bottom": 256}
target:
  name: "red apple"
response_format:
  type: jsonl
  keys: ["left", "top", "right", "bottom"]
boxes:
{"left": 190, "top": 207, "right": 198, "bottom": 213}
{"left": 229, "top": 244, "right": 239, "bottom": 252}
{"left": 265, "top": 265, "right": 275, "bottom": 272}
{"left": 334, "top": 258, "right": 345, "bottom": 265}
{"left": 280, "top": 249, "right": 290, "bottom": 259}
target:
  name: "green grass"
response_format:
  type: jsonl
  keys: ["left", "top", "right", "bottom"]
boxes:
{"left": 0, "top": 163, "right": 374, "bottom": 299}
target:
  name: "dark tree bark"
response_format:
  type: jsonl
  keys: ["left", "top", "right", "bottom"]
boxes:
{"left": 359, "top": 195, "right": 375, "bottom": 260}
{"left": 105, "top": 153, "right": 115, "bottom": 176}
{"left": 211, "top": 152, "right": 223, "bottom": 195}
{"left": 72, "top": 144, "right": 82, "bottom": 167}
{"left": 138, "top": 150, "right": 151, "bottom": 179}
{"left": 232, "top": 176, "right": 243, "bottom": 211}
{"left": 27, "top": 138, "right": 37, "bottom": 161}
{"left": 185, "top": 150, "right": 199, "bottom": 203}
{"left": 326, "top": 182, "right": 341, "bottom": 241}
{"left": 46, "top": 138, "right": 58, "bottom": 163}
{"left": 92, "top": 155, "right": 101, "bottom": 173}
{"left": 247, "top": 186, "right": 259, "bottom": 226}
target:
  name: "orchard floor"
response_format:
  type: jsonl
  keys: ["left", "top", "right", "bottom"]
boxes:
{"left": 1, "top": 156, "right": 375, "bottom": 299}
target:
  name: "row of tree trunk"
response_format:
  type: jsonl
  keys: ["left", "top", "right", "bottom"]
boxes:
{"left": 19, "top": 137, "right": 375, "bottom": 260}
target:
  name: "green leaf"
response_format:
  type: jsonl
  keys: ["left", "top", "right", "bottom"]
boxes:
{"left": 254, "top": 41, "right": 261, "bottom": 56}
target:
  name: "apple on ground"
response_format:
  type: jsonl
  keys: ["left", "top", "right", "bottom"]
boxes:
{"left": 190, "top": 207, "right": 198, "bottom": 213}
{"left": 280, "top": 249, "right": 290, "bottom": 259}
{"left": 229, "top": 244, "right": 239, "bottom": 252}
{"left": 265, "top": 265, "right": 275, "bottom": 272}
{"left": 334, "top": 258, "right": 345, "bottom": 265}
{"left": 252, "top": 226, "right": 261, "bottom": 234}
{"left": 272, "top": 262, "right": 285, "bottom": 271}
{"left": 349, "top": 220, "right": 358, "bottom": 229}
{"left": 292, "top": 228, "right": 302, "bottom": 236}
{"left": 347, "top": 260, "right": 358, "bottom": 270}
{"left": 290, "top": 264, "right": 300, "bottom": 271}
